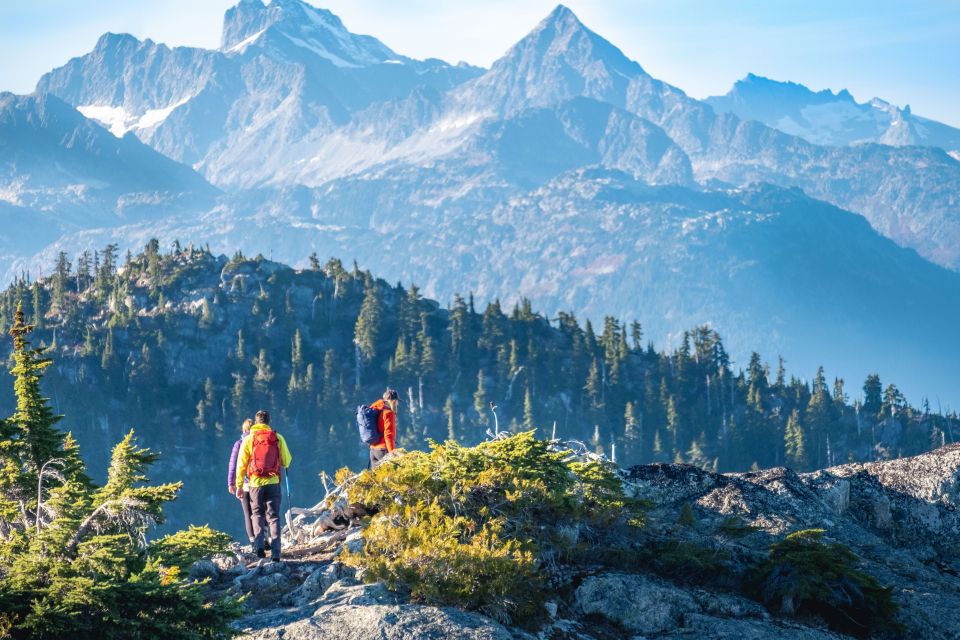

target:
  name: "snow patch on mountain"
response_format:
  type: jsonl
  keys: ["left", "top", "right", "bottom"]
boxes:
{"left": 226, "top": 28, "right": 266, "bottom": 54}
{"left": 78, "top": 96, "right": 193, "bottom": 137}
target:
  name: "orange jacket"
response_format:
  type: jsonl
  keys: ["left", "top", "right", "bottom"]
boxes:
{"left": 369, "top": 399, "right": 397, "bottom": 452}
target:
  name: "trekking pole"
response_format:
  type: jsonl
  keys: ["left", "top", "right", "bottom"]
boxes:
{"left": 283, "top": 471, "right": 295, "bottom": 539}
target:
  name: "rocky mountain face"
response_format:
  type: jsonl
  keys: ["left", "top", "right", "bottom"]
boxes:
{"left": 32, "top": 2, "right": 960, "bottom": 270}
{"left": 35, "top": 0, "right": 481, "bottom": 188}
{"left": 200, "top": 443, "right": 960, "bottom": 639}
{"left": 706, "top": 74, "right": 960, "bottom": 152}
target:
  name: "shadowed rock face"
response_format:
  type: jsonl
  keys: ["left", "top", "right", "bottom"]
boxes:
{"left": 221, "top": 445, "right": 960, "bottom": 639}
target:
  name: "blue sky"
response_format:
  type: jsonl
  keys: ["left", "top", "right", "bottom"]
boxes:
{"left": 1, "top": 0, "right": 958, "bottom": 126}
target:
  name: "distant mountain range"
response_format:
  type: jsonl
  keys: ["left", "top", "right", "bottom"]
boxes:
{"left": 707, "top": 73, "right": 960, "bottom": 151}
{"left": 2, "top": 1, "right": 959, "bottom": 405}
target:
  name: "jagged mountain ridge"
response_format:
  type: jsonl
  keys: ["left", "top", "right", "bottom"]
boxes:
{"left": 36, "top": 0, "right": 482, "bottom": 187}
{"left": 33, "top": 2, "right": 960, "bottom": 270}
{"left": 706, "top": 73, "right": 960, "bottom": 151}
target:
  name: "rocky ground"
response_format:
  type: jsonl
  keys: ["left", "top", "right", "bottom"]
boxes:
{"left": 196, "top": 444, "right": 960, "bottom": 639}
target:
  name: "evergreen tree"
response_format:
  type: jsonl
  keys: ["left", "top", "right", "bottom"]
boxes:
{"left": 30, "top": 281, "right": 43, "bottom": 329}
{"left": 806, "top": 367, "right": 833, "bottom": 468}
{"left": 623, "top": 401, "right": 641, "bottom": 462}
{"left": 51, "top": 252, "right": 71, "bottom": 312}
{"left": 6, "top": 304, "right": 64, "bottom": 499}
{"left": 629, "top": 321, "right": 643, "bottom": 353}
{"left": 784, "top": 409, "right": 807, "bottom": 469}
{"left": 584, "top": 358, "right": 602, "bottom": 409}
{"left": 473, "top": 370, "right": 488, "bottom": 427}
{"left": 863, "top": 374, "right": 883, "bottom": 416}
{"left": 252, "top": 348, "right": 275, "bottom": 397}
{"left": 522, "top": 387, "right": 535, "bottom": 430}
{"left": 354, "top": 282, "right": 383, "bottom": 362}
{"left": 444, "top": 395, "right": 457, "bottom": 442}
{"left": 883, "top": 384, "right": 905, "bottom": 419}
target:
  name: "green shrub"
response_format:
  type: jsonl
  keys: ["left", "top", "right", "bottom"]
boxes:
{"left": 150, "top": 525, "right": 233, "bottom": 571}
{"left": 715, "top": 517, "right": 761, "bottom": 540}
{"left": 640, "top": 539, "right": 730, "bottom": 585}
{"left": 752, "top": 529, "right": 900, "bottom": 637}
{"left": 343, "top": 432, "right": 645, "bottom": 627}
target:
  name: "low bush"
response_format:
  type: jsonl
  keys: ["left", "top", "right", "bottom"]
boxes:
{"left": 639, "top": 539, "right": 732, "bottom": 585}
{"left": 150, "top": 525, "right": 233, "bottom": 571}
{"left": 343, "top": 432, "right": 645, "bottom": 626}
{"left": 752, "top": 529, "right": 900, "bottom": 637}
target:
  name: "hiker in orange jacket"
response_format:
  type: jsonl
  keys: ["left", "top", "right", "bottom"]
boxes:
{"left": 369, "top": 388, "right": 399, "bottom": 468}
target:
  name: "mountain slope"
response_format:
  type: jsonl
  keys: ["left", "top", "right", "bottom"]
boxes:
{"left": 0, "top": 92, "right": 217, "bottom": 226}
{"left": 20, "top": 170, "right": 960, "bottom": 407}
{"left": 449, "top": 7, "right": 960, "bottom": 270}
{"left": 706, "top": 74, "right": 960, "bottom": 151}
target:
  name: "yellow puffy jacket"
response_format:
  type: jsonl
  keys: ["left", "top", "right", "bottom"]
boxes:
{"left": 235, "top": 423, "right": 292, "bottom": 488}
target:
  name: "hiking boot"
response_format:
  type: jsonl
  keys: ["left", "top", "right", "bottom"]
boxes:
{"left": 271, "top": 557, "right": 281, "bottom": 563}
{"left": 255, "top": 547, "right": 266, "bottom": 559}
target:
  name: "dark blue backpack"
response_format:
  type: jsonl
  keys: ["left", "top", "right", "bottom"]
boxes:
{"left": 356, "top": 404, "right": 383, "bottom": 444}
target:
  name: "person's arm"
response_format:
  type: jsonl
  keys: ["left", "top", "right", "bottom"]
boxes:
{"left": 384, "top": 410, "right": 397, "bottom": 452}
{"left": 278, "top": 434, "right": 292, "bottom": 469}
{"left": 235, "top": 437, "right": 250, "bottom": 490}
{"left": 228, "top": 440, "right": 241, "bottom": 491}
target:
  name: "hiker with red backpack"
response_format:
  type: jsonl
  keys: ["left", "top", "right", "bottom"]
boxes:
{"left": 235, "top": 410, "right": 292, "bottom": 562}
{"left": 358, "top": 388, "right": 400, "bottom": 468}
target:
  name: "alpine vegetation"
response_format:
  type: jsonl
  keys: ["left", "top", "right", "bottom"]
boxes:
{"left": 342, "top": 432, "right": 644, "bottom": 626}
{"left": 0, "top": 305, "right": 242, "bottom": 638}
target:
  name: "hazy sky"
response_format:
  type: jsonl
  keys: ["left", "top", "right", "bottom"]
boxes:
{"left": 2, "top": 0, "right": 958, "bottom": 126}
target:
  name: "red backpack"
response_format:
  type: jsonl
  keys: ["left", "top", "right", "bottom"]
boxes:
{"left": 247, "top": 429, "right": 281, "bottom": 479}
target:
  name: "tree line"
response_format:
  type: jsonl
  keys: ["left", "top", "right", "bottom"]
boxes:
{"left": 0, "top": 241, "right": 954, "bottom": 532}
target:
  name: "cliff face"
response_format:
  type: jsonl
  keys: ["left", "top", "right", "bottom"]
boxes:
{"left": 197, "top": 444, "right": 960, "bottom": 639}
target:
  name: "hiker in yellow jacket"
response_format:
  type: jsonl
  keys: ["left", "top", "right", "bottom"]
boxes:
{"left": 235, "top": 410, "right": 292, "bottom": 561}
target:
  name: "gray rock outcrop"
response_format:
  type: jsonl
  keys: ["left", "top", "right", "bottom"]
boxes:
{"left": 221, "top": 444, "right": 960, "bottom": 639}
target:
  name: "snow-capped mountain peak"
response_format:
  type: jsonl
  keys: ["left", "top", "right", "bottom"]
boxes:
{"left": 220, "top": 0, "right": 401, "bottom": 67}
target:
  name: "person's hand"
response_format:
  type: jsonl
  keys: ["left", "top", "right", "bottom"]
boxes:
{"left": 228, "top": 485, "right": 235, "bottom": 495}
{"left": 235, "top": 487, "right": 244, "bottom": 500}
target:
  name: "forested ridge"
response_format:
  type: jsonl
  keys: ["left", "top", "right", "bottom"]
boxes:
{"left": 0, "top": 241, "right": 954, "bottom": 533}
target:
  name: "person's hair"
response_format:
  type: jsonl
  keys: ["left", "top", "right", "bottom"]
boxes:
{"left": 241, "top": 418, "right": 254, "bottom": 433}
{"left": 383, "top": 388, "right": 399, "bottom": 401}
{"left": 255, "top": 410, "right": 270, "bottom": 425}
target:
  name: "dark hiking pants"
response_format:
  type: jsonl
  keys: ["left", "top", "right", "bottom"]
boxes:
{"left": 249, "top": 483, "right": 282, "bottom": 559}
{"left": 240, "top": 489, "right": 256, "bottom": 542}
{"left": 369, "top": 447, "right": 388, "bottom": 469}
